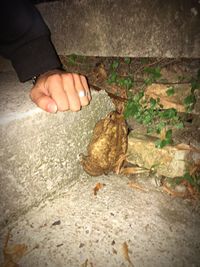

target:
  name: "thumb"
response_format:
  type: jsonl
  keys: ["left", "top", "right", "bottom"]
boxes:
{"left": 30, "top": 90, "right": 58, "bottom": 113}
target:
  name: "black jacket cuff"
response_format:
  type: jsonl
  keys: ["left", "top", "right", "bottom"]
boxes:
{"left": 11, "top": 35, "right": 62, "bottom": 82}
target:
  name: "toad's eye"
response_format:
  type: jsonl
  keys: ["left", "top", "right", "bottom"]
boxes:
{"left": 109, "top": 113, "right": 117, "bottom": 121}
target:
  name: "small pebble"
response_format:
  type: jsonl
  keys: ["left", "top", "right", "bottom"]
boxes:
{"left": 175, "top": 184, "right": 187, "bottom": 193}
{"left": 52, "top": 220, "right": 61, "bottom": 226}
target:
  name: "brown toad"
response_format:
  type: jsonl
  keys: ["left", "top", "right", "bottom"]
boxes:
{"left": 81, "top": 111, "right": 128, "bottom": 176}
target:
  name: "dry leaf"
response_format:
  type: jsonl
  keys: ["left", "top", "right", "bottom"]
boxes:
{"left": 93, "top": 183, "right": 105, "bottom": 195}
{"left": 162, "top": 184, "right": 185, "bottom": 198}
{"left": 81, "top": 259, "right": 94, "bottom": 267}
{"left": 122, "top": 242, "right": 129, "bottom": 262}
{"left": 162, "top": 181, "right": 199, "bottom": 200}
{"left": 160, "top": 128, "right": 167, "bottom": 141}
{"left": 2, "top": 232, "right": 27, "bottom": 267}
{"left": 121, "top": 167, "right": 148, "bottom": 175}
{"left": 145, "top": 83, "right": 191, "bottom": 112}
{"left": 81, "top": 259, "right": 88, "bottom": 267}
{"left": 112, "top": 248, "right": 117, "bottom": 254}
{"left": 122, "top": 242, "right": 134, "bottom": 267}
{"left": 93, "top": 63, "right": 107, "bottom": 83}
{"left": 175, "top": 143, "right": 200, "bottom": 153}
{"left": 97, "top": 64, "right": 107, "bottom": 79}
{"left": 1, "top": 262, "right": 19, "bottom": 267}
{"left": 114, "top": 154, "right": 127, "bottom": 174}
{"left": 128, "top": 182, "right": 147, "bottom": 192}
{"left": 189, "top": 160, "right": 200, "bottom": 176}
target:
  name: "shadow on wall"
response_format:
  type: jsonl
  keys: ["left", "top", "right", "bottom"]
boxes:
{"left": 32, "top": 0, "right": 59, "bottom": 4}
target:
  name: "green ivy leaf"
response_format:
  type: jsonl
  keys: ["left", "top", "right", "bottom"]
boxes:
{"left": 155, "top": 139, "right": 168, "bottom": 148}
{"left": 124, "top": 100, "right": 139, "bottom": 118}
{"left": 160, "top": 108, "right": 177, "bottom": 119}
{"left": 183, "top": 172, "right": 195, "bottom": 186}
{"left": 117, "top": 77, "right": 133, "bottom": 90}
{"left": 68, "top": 54, "right": 77, "bottom": 65}
{"left": 144, "top": 78, "right": 153, "bottom": 86}
{"left": 111, "top": 59, "right": 119, "bottom": 70}
{"left": 166, "top": 87, "right": 175, "bottom": 96}
{"left": 147, "top": 127, "right": 154, "bottom": 134}
{"left": 184, "top": 94, "right": 196, "bottom": 106}
{"left": 107, "top": 71, "right": 117, "bottom": 84}
{"left": 176, "top": 122, "right": 184, "bottom": 129}
{"left": 156, "top": 122, "right": 166, "bottom": 133}
{"left": 143, "top": 114, "right": 152, "bottom": 124}
{"left": 124, "top": 86, "right": 183, "bottom": 149}
{"left": 124, "top": 77, "right": 134, "bottom": 90}
{"left": 174, "top": 177, "right": 184, "bottom": 185}
{"left": 124, "top": 57, "right": 131, "bottom": 64}
{"left": 150, "top": 98, "right": 157, "bottom": 108}
{"left": 144, "top": 67, "right": 161, "bottom": 80}
{"left": 140, "top": 58, "right": 149, "bottom": 64}
{"left": 165, "top": 129, "right": 172, "bottom": 141}
{"left": 134, "top": 91, "right": 144, "bottom": 102}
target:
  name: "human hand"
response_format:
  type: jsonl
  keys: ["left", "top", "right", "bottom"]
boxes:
{"left": 30, "top": 70, "right": 91, "bottom": 113}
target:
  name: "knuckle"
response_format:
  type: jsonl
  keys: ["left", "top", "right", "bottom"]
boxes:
{"left": 47, "top": 73, "right": 61, "bottom": 83}
{"left": 80, "top": 75, "right": 86, "bottom": 81}
{"left": 62, "top": 73, "right": 73, "bottom": 81}
{"left": 72, "top": 73, "right": 79, "bottom": 79}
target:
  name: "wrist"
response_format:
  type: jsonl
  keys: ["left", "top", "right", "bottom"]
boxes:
{"left": 32, "top": 75, "right": 40, "bottom": 85}
{"left": 32, "top": 68, "right": 64, "bottom": 85}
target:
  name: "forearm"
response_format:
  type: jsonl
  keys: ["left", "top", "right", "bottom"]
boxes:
{"left": 0, "top": 0, "right": 61, "bottom": 82}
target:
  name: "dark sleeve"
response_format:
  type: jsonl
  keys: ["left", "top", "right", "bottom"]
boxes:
{"left": 0, "top": 0, "right": 62, "bottom": 82}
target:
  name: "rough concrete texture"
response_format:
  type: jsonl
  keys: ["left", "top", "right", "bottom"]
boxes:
{"left": 37, "top": 0, "right": 200, "bottom": 58}
{"left": 0, "top": 175, "right": 200, "bottom": 267}
{"left": 127, "top": 132, "right": 200, "bottom": 178}
{"left": 0, "top": 71, "right": 115, "bottom": 228}
{"left": 0, "top": 69, "right": 200, "bottom": 267}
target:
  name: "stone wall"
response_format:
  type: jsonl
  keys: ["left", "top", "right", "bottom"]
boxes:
{"left": 38, "top": 0, "right": 200, "bottom": 57}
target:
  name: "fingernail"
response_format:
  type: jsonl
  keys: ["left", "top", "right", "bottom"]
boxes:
{"left": 47, "top": 103, "right": 57, "bottom": 113}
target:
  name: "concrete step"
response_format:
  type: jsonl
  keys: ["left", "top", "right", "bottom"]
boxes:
{"left": 37, "top": 0, "right": 200, "bottom": 57}
{"left": 0, "top": 70, "right": 200, "bottom": 267}
{"left": 0, "top": 70, "right": 114, "bottom": 228}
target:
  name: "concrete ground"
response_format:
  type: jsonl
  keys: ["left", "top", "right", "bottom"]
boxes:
{"left": 0, "top": 64, "right": 200, "bottom": 266}
{"left": 0, "top": 175, "right": 200, "bottom": 267}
